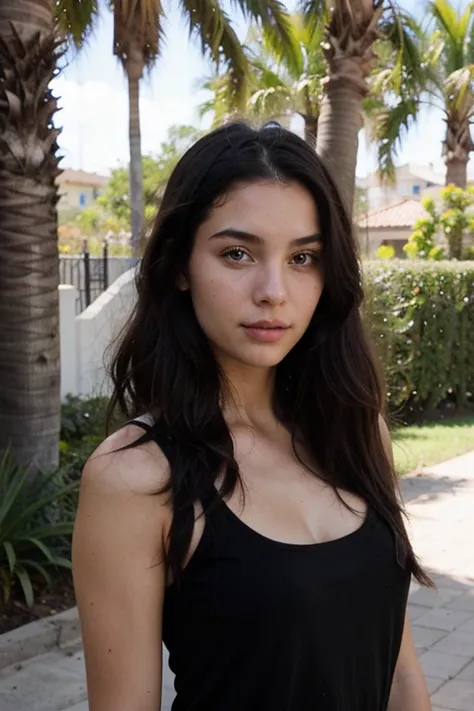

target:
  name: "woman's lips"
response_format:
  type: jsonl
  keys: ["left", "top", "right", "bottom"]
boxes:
{"left": 242, "top": 322, "right": 290, "bottom": 343}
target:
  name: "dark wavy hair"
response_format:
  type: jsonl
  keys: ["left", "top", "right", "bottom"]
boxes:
{"left": 108, "top": 121, "right": 431, "bottom": 588}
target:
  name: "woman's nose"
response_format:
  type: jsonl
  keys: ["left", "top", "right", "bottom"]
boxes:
{"left": 252, "top": 264, "right": 288, "bottom": 306}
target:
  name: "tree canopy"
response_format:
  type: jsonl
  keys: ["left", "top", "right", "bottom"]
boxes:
{"left": 97, "top": 124, "right": 202, "bottom": 226}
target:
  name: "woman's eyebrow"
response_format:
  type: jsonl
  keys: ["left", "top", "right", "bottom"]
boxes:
{"left": 209, "top": 228, "right": 322, "bottom": 247}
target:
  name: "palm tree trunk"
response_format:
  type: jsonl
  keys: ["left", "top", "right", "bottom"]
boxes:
{"left": 302, "top": 86, "right": 318, "bottom": 148}
{"left": 125, "top": 50, "right": 144, "bottom": 259}
{"left": 444, "top": 118, "right": 473, "bottom": 188}
{"left": 316, "top": 0, "right": 381, "bottom": 216}
{"left": 304, "top": 117, "right": 318, "bottom": 148}
{"left": 0, "top": 1, "right": 62, "bottom": 472}
{"left": 1, "top": 0, "right": 51, "bottom": 36}
{"left": 316, "top": 80, "right": 365, "bottom": 214}
{"left": 445, "top": 157, "right": 468, "bottom": 188}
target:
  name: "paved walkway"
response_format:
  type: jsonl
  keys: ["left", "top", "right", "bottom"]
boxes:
{"left": 0, "top": 450, "right": 473, "bottom": 711}
{"left": 400, "top": 450, "right": 474, "bottom": 711}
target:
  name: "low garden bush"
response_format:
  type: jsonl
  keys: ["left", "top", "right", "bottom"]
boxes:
{"left": 0, "top": 397, "right": 116, "bottom": 612}
{"left": 0, "top": 449, "right": 79, "bottom": 609}
{"left": 364, "top": 260, "right": 474, "bottom": 419}
{"left": 60, "top": 394, "right": 117, "bottom": 478}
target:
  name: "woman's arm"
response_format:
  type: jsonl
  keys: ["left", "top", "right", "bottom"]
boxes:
{"left": 72, "top": 426, "right": 171, "bottom": 711}
{"left": 388, "top": 615, "right": 431, "bottom": 710}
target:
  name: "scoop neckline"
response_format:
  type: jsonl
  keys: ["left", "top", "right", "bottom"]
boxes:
{"left": 219, "top": 496, "right": 373, "bottom": 551}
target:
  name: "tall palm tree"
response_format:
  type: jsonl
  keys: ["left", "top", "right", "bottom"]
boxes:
{"left": 303, "top": 0, "right": 422, "bottom": 213}
{"left": 200, "top": 15, "right": 325, "bottom": 147}
{"left": 108, "top": 0, "right": 295, "bottom": 256}
{"left": 0, "top": 0, "right": 92, "bottom": 472}
{"left": 372, "top": 0, "right": 474, "bottom": 189}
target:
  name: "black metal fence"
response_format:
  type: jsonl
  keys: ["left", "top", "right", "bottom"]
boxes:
{"left": 59, "top": 241, "right": 109, "bottom": 315}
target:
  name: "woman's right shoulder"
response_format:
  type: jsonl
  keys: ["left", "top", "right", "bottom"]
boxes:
{"left": 81, "top": 423, "right": 171, "bottom": 497}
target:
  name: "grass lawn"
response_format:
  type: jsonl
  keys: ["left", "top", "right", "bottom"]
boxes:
{"left": 392, "top": 415, "right": 474, "bottom": 476}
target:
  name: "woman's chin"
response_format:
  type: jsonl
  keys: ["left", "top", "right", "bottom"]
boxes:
{"left": 218, "top": 343, "right": 292, "bottom": 370}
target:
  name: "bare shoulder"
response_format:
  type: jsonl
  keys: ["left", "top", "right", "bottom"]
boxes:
{"left": 81, "top": 423, "right": 170, "bottom": 497}
{"left": 73, "top": 424, "right": 170, "bottom": 710}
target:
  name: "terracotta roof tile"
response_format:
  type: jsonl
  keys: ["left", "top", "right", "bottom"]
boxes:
{"left": 358, "top": 198, "right": 427, "bottom": 229}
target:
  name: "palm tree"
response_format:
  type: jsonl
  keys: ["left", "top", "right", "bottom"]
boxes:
{"left": 106, "top": 0, "right": 295, "bottom": 257}
{"left": 200, "top": 15, "right": 325, "bottom": 147}
{"left": 303, "top": 0, "right": 422, "bottom": 213}
{"left": 0, "top": 0, "right": 93, "bottom": 472}
{"left": 372, "top": 0, "right": 474, "bottom": 189}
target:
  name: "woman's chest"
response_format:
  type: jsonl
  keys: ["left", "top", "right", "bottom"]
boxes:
{"left": 166, "top": 508, "right": 410, "bottom": 631}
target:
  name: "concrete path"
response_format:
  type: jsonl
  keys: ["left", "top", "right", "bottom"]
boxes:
{"left": 0, "top": 450, "right": 473, "bottom": 711}
{"left": 400, "top": 450, "right": 474, "bottom": 711}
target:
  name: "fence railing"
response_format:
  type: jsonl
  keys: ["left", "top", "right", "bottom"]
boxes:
{"left": 59, "top": 242, "right": 130, "bottom": 314}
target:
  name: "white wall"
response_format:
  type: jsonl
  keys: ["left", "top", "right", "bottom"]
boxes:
{"left": 367, "top": 179, "right": 431, "bottom": 211}
{"left": 60, "top": 268, "right": 137, "bottom": 399}
{"left": 59, "top": 285, "right": 79, "bottom": 397}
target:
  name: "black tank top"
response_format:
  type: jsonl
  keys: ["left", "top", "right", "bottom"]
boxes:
{"left": 133, "top": 421, "right": 410, "bottom": 711}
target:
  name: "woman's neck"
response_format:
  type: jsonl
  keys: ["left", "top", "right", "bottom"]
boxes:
{"left": 220, "top": 360, "right": 277, "bottom": 430}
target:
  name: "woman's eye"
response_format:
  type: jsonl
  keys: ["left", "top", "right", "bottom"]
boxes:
{"left": 222, "top": 248, "right": 249, "bottom": 262}
{"left": 291, "top": 251, "right": 319, "bottom": 266}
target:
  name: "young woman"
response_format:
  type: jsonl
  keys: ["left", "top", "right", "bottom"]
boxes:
{"left": 72, "top": 121, "right": 432, "bottom": 711}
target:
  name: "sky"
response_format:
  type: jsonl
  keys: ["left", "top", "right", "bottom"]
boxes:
{"left": 52, "top": 0, "right": 472, "bottom": 180}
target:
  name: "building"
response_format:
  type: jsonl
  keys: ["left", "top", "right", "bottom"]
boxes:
{"left": 357, "top": 163, "right": 445, "bottom": 212}
{"left": 357, "top": 198, "right": 429, "bottom": 256}
{"left": 56, "top": 169, "right": 109, "bottom": 212}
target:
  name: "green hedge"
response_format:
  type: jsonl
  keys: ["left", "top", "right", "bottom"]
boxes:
{"left": 363, "top": 260, "right": 474, "bottom": 418}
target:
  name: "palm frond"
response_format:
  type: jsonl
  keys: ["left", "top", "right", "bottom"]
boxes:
{"left": 423, "top": 29, "right": 447, "bottom": 89}
{"left": 230, "top": 0, "right": 300, "bottom": 75}
{"left": 113, "top": 0, "right": 164, "bottom": 67}
{"left": 444, "top": 65, "right": 474, "bottom": 118}
{"left": 181, "top": 0, "right": 249, "bottom": 106}
{"left": 430, "top": 0, "right": 462, "bottom": 43}
{"left": 466, "top": 3, "right": 474, "bottom": 63}
{"left": 198, "top": 71, "right": 240, "bottom": 124}
{"left": 54, "top": 0, "right": 99, "bottom": 48}
{"left": 430, "top": 0, "right": 474, "bottom": 73}
{"left": 260, "top": 22, "right": 304, "bottom": 78}
{"left": 378, "top": 11, "right": 427, "bottom": 95}
{"left": 300, "top": 0, "right": 329, "bottom": 32}
{"left": 459, "top": 1, "right": 474, "bottom": 41}
{"left": 248, "top": 85, "right": 292, "bottom": 118}
{"left": 370, "top": 97, "right": 420, "bottom": 181}
{"left": 250, "top": 58, "right": 289, "bottom": 89}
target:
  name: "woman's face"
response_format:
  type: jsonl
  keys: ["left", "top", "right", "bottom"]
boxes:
{"left": 183, "top": 180, "right": 324, "bottom": 370}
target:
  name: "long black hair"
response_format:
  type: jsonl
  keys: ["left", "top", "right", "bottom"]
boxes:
{"left": 108, "top": 121, "right": 432, "bottom": 587}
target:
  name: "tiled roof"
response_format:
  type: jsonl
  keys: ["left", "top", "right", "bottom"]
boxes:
{"left": 358, "top": 198, "right": 427, "bottom": 229}
{"left": 56, "top": 169, "right": 109, "bottom": 188}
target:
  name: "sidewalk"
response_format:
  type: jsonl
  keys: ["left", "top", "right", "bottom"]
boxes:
{"left": 0, "top": 450, "right": 473, "bottom": 711}
{"left": 400, "top": 449, "right": 474, "bottom": 711}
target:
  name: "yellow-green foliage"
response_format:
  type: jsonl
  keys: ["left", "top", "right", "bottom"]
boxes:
{"left": 406, "top": 185, "right": 474, "bottom": 260}
{"left": 376, "top": 244, "right": 396, "bottom": 260}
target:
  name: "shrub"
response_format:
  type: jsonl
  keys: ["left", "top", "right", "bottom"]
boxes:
{"left": 364, "top": 260, "right": 474, "bottom": 418}
{"left": 405, "top": 186, "right": 474, "bottom": 260}
{"left": 60, "top": 395, "right": 114, "bottom": 495}
{"left": 376, "top": 244, "right": 396, "bottom": 260}
{"left": 0, "top": 449, "right": 79, "bottom": 608}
